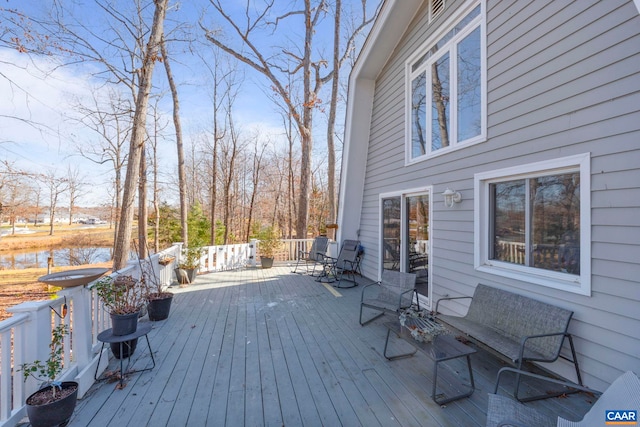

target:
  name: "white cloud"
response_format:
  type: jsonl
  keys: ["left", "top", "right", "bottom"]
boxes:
{"left": 0, "top": 50, "right": 115, "bottom": 204}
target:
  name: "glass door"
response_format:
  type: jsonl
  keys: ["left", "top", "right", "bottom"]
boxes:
{"left": 406, "top": 195, "right": 429, "bottom": 296}
{"left": 381, "top": 191, "right": 432, "bottom": 306}
{"left": 382, "top": 197, "right": 401, "bottom": 271}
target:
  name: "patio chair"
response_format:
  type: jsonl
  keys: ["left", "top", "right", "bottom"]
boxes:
{"left": 316, "top": 239, "right": 361, "bottom": 288}
{"left": 292, "top": 236, "right": 329, "bottom": 276}
{"left": 360, "top": 270, "right": 417, "bottom": 325}
{"left": 486, "top": 368, "right": 640, "bottom": 427}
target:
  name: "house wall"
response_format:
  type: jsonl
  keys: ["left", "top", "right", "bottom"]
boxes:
{"left": 354, "top": 0, "right": 640, "bottom": 391}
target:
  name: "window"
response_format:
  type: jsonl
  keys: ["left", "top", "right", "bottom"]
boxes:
{"left": 474, "top": 154, "right": 591, "bottom": 295}
{"left": 407, "top": 2, "right": 485, "bottom": 162}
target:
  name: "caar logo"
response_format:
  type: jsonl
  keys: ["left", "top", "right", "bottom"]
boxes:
{"left": 606, "top": 410, "right": 638, "bottom": 425}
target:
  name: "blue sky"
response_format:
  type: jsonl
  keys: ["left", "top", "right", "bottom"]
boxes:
{"left": 1, "top": 0, "right": 370, "bottom": 205}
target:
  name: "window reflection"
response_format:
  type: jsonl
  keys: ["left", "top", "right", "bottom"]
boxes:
{"left": 431, "top": 53, "right": 450, "bottom": 150}
{"left": 412, "top": 72, "right": 427, "bottom": 157}
{"left": 457, "top": 26, "right": 481, "bottom": 142}
{"left": 491, "top": 173, "right": 580, "bottom": 275}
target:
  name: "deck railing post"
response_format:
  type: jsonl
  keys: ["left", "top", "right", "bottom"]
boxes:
{"left": 250, "top": 239, "right": 257, "bottom": 267}
{"left": 8, "top": 301, "right": 54, "bottom": 399}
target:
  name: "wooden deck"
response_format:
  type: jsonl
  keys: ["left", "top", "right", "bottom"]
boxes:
{"left": 65, "top": 265, "right": 595, "bottom": 426}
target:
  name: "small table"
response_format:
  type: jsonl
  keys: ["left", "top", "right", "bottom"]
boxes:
{"left": 95, "top": 323, "right": 155, "bottom": 386}
{"left": 384, "top": 320, "right": 476, "bottom": 404}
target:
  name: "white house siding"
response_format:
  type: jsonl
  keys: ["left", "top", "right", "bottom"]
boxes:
{"left": 348, "top": 0, "right": 640, "bottom": 391}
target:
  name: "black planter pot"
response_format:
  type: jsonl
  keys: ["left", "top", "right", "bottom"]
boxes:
{"left": 261, "top": 257, "right": 274, "bottom": 269}
{"left": 147, "top": 294, "right": 173, "bottom": 321}
{"left": 26, "top": 381, "right": 78, "bottom": 427}
{"left": 110, "top": 338, "right": 138, "bottom": 359}
{"left": 110, "top": 311, "right": 139, "bottom": 336}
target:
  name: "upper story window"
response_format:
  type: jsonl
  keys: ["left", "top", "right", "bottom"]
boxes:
{"left": 474, "top": 153, "right": 592, "bottom": 295}
{"left": 406, "top": 2, "right": 485, "bottom": 162}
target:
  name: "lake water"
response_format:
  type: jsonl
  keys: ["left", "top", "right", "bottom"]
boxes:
{"left": 0, "top": 247, "right": 113, "bottom": 269}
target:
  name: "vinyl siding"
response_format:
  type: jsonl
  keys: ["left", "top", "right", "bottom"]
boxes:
{"left": 353, "top": 0, "right": 640, "bottom": 391}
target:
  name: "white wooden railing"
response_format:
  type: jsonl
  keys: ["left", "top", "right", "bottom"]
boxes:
{"left": 0, "top": 239, "right": 321, "bottom": 427}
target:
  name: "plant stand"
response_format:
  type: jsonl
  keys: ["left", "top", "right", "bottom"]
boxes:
{"left": 95, "top": 323, "right": 155, "bottom": 387}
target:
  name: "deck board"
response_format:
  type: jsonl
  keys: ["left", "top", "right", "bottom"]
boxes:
{"left": 63, "top": 266, "right": 596, "bottom": 427}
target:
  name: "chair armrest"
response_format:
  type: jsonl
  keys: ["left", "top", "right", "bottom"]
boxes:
{"left": 396, "top": 288, "right": 416, "bottom": 309}
{"left": 435, "top": 296, "right": 472, "bottom": 314}
{"left": 493, "top": 367, "right": 597, "bottom": 395}
{"left": 322, "top": 255, "right": 338, "bottom": 265}
{"left": 518, "top": 331, "right": 569, "bottom": 362}
{"left": 360, "top": 281, "right": 381, "bottom": 302}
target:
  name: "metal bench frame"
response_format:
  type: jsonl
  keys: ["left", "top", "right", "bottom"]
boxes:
{"left": 435, "top": 284, "right": 583, "bottom": 402}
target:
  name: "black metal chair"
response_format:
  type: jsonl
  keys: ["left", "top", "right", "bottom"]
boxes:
{"left": 292, "top": 236, "right": 329, "bottom": 276}
{"left": 316, "top": 239, "right": 361, "bottom": 288}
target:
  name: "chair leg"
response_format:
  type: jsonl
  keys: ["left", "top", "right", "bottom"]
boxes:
{"left": 514, "top": 350, "right": 584, "bottom": 402}
{"left": 360, "top": 305, "right": 385, "bottom": 326}
{"left": 292, "top": 257, "right": 304, "bottom": 274}
{"left": 336, "top": 268, "right": 357, "bottom": 288}
{"left": 567, "top": 334, "right": 583, "bottom": 386}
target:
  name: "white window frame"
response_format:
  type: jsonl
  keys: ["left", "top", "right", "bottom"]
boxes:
{"left": 405, "top": 0, "right": 487, "bottom": 165}
{"left": 474, "top": 153, "right": 591, "bottom": 295}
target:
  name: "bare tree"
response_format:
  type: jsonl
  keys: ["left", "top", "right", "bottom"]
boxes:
{"left": 203, "top": 0, "right": 377, "bottom": 238}
{"left": 138, "top": 145, "right": 149, "bottom": 259}
{"left": 245, "top": 134, "right": 268, "bottom": 241}
{"left": 66, "top": 166, "right": 86, "bottom": 225}
{"left": 160, "top": 35, "right": 188, "bottom": 247}
{"left": 149, "top": 96, "right": 169, "bottom": 252}
{"left": 41, "top": 169, "right": 69, "bottom": 236}
{"left": 73, "top": 89, "right": 133, "bottom": 239}
{"left": 113, "top": 0, "right": 169, "bottom": 269}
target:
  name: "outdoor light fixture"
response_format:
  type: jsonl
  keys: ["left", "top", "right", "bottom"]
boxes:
{"left": 442, "top": 188, "right": 462, "bottom": 208}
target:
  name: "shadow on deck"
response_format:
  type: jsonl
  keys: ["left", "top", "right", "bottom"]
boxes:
{"left": 65, "top": 265, "right": 595, "bottom": 427}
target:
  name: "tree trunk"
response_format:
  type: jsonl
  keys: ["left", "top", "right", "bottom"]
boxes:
{"left": 113, "top": 0, "right": 168, "bottom": 270}
{"left": 160, "top": 36, "right": 188, "bottom": 248}
{"left": 138, "top": 146, "right": 148, "bottom": 259}
{"left": 326, "top": 0, "right": 341, "bottom": 225}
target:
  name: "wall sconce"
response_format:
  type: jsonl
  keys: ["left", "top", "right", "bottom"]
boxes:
{"left": 442, "top": 188, "right": 462, "bottom": 208}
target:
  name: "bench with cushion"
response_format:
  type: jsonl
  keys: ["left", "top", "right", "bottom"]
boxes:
{"left": 435, "top": 284, "right": 583, "bottom": 401}
{"left": 360, "top": 270, "right": 417, "bottom": 325}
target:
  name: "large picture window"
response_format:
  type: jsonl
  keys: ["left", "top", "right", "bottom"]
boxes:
{"left": 407, "top": 2, "right": 485, "bottom": 162}
{"left": 475, "top": 154, "right": 591, "bottom": 295}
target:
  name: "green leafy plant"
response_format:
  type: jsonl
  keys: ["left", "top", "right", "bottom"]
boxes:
{"left": 93, "top": 274, "right": 145, "bottom": 314}
{"left": 178, "top": 246, "right": 204, "bottom": 269}
{"left": 19, "top": 323, "right": 68, "bottom": 399}
{"left": 258, "top": 226, "right": 281, "bottom": 258}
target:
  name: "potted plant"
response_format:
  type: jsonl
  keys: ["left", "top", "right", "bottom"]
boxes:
{"left": 258, "top": 226, "right": 281, "bottom": 269}
{"left": 175, "top": 246, "right": 203, "bottom": 285}
{"left": 142, "top": 263, "right": 173, "bottom": 321}
{"left": 93, "top": 274, "right": 146, "bottom": 358}
{"left": 94, "top": 274, "right": 146, "bottom": 333}
{"left": 19, "top": 323, "right": 78, "bottom": 427}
